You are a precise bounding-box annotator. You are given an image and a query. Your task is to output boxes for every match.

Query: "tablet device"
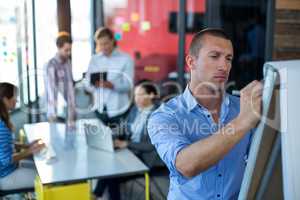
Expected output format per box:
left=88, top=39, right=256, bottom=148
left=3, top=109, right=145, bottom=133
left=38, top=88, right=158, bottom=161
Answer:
left=90, top=72, right=107, bottom=86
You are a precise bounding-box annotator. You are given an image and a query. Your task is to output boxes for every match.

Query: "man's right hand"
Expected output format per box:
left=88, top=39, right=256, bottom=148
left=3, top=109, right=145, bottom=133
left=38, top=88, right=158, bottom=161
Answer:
left=238, top=80, right=263, bottom=131
left=95, top=81, right=114, bottom=89
left=13, top=140, right=46, bottom=163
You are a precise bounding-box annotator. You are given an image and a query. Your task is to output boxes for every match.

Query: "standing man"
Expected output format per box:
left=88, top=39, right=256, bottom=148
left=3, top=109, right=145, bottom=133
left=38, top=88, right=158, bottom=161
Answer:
left=44, top=32, right=76, bottom=125
left=148, top=28, right=263, bottom=199
left=85, top=27, right=134, bottom=125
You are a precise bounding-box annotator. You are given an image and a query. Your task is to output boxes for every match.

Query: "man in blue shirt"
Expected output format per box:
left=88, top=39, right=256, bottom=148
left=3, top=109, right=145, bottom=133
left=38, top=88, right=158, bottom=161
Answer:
left=147, top=28, right=263, bottom=199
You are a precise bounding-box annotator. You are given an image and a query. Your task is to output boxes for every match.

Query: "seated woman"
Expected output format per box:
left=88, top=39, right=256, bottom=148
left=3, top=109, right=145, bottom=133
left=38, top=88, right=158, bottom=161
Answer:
left=0, top=82, right=45, bottom=191
left=114, top=80, right=163, bottom=168
left=94, top=80, right=164, bottom=200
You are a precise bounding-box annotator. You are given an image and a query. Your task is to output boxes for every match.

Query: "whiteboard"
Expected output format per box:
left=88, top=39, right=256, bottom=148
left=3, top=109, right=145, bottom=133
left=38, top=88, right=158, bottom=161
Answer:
left=238, top=63, right=283, bottom=200
left=239, top=60, right=300, bottom=200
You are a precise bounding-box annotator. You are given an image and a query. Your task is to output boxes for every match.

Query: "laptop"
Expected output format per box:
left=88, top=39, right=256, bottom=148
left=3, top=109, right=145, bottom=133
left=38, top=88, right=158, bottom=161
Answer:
left=80, top=119, right=115, bottom=153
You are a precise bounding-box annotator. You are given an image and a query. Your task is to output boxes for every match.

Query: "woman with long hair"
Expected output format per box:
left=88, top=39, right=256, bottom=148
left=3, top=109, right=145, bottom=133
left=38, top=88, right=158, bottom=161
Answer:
left=0, top=82, right=45, bottom=190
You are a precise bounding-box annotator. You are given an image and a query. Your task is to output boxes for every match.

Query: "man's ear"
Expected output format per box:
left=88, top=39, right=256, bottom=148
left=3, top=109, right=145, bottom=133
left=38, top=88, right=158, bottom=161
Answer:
left=186, top=54, right=196, bottom=70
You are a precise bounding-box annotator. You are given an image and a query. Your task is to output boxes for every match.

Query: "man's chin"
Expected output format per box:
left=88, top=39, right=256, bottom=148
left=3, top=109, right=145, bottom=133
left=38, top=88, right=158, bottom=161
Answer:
left=211, top=81, right=227, bottom=92
left=60, top=55, right=69, bottom=61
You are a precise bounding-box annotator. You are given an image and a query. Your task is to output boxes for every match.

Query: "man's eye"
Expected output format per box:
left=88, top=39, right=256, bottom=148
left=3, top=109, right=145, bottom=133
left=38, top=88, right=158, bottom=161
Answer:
left=210, top=55, right=218, bottom=58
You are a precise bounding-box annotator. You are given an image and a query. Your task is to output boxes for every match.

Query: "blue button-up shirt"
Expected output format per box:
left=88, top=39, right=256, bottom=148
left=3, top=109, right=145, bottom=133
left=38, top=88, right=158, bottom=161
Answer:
left=147, top=87, right=252, bottom=200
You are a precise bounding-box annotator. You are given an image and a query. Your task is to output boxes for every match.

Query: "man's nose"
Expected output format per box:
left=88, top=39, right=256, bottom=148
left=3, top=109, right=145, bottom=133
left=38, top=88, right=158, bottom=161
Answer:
left=217, top=63, right=226, bottom=72
left=217, top=58, right=230, bottom=71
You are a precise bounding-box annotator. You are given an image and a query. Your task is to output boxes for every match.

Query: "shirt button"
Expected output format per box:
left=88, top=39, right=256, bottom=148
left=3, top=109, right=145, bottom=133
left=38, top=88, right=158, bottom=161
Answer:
left=218, top=174, right=222, bottom=177
left=207, top=115, right=210, bottom=118
left=212, top=126, right=218, bottom=132
left=217, top=194, right=221, bottom=198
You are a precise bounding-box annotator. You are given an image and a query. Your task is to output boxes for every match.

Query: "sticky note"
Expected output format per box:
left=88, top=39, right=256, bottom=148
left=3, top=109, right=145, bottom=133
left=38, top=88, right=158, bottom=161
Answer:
left=115, top=17, right=125, bottom=25
left=115, top=32, right=122, bottom=41
left=141, top=21, right=151, bottom=31
left=131, top=13, right=139, bottom=22
left=122, top=22, right=130, bottom=32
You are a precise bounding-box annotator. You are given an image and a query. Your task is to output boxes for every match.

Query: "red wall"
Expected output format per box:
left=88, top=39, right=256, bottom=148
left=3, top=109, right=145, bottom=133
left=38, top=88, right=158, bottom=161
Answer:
left=107, top=0, right=205, bottom=82
left=108, top=0, right=205, bottom=58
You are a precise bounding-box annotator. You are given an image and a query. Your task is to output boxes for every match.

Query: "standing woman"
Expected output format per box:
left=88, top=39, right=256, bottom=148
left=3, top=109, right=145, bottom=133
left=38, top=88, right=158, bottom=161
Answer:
left=0, top=82, right=45, bottom=190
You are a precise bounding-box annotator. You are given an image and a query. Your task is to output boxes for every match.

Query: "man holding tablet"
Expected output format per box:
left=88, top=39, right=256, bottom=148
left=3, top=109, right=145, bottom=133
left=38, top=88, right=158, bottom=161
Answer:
left=85, top=27, right=134, bottom=125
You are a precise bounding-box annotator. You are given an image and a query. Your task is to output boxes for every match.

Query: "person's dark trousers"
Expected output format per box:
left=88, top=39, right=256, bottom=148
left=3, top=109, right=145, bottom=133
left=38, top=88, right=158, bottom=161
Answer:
left=94, top=111, right=124, bottom=200
left=94, top=178, right=121, bottom=200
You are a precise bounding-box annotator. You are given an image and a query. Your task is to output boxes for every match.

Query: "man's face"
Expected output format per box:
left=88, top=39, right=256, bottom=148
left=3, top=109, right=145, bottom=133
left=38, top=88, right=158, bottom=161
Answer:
left=96, top=36, right=115, bottom=56
left=58, top=43, right=72, bottom=60
left=187, top=34, right=233, bottom=90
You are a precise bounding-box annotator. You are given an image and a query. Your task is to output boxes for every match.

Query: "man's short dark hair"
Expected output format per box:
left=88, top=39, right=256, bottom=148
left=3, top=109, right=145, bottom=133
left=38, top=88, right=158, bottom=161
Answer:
left=56, top=35, right=72, bottom=48
left=189, top=28, right=232, bottom=57
left=94, top=27, right=117, bottom=47
left=94, top=27, right=114, bottom=40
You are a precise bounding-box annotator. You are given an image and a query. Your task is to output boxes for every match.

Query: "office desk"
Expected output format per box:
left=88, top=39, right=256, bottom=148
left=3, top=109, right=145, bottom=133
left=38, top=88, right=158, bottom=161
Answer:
left=24, top=122, right=149, bottom=199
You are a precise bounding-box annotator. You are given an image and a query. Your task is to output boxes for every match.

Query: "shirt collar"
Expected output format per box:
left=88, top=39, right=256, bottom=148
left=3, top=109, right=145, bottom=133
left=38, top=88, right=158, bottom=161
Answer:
left=138, top=104, right=154, bottom=113
left=183, top=85, right=230, bottom=112
left=98, top=48, right=118, bottom=57
left=54, top=53, right=67, bottom=64
left=183, top=86, right=199, bottom=112
left=111, top=48, right=118, bottom=56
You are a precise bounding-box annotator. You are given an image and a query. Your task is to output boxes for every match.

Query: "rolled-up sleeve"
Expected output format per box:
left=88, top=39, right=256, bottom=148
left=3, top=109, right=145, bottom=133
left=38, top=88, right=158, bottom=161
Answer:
left=147, top=110, right=191, bottom=183
left=84, top=57, right=96, bottom=93
left=45, top=63, right=57, bottom=118
left=66, top=63, right=76, bottom=121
